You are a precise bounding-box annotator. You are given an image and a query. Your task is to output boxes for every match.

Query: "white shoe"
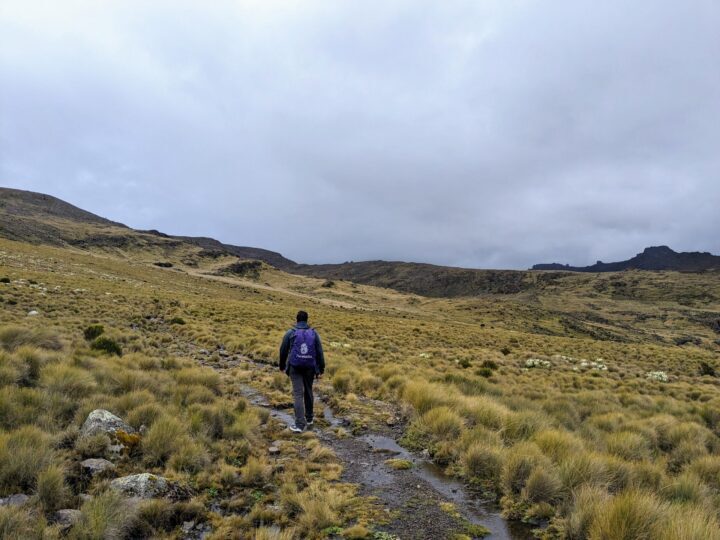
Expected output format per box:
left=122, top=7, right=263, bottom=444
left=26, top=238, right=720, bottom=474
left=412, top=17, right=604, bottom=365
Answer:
left=289, top=424, right=304, bottom=433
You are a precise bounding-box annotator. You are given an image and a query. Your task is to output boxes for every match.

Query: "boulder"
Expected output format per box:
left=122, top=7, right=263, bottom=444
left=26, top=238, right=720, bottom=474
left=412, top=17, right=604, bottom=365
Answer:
left=80, top=410, right=135, bottom=438
left=52, top=509, right=82, bottom=533
left=268, top=446, right=280, bottom=456
left=110, top=473, right=191, bottom=500
left=0, top=494, right=29, bottom=507
left=80, top=458, right=116, bottom=478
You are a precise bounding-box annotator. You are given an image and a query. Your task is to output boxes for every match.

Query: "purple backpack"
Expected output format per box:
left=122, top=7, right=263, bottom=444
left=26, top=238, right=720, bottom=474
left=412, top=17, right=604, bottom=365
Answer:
left=289, top=328, right=317, bottom=368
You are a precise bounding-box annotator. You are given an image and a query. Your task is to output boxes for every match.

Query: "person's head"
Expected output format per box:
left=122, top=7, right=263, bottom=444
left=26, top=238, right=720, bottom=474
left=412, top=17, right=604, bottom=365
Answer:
left=296, top=310, right=309, bottom=323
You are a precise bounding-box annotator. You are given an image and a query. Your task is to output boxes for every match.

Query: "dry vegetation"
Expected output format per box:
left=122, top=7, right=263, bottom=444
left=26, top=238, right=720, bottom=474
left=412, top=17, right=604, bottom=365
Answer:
left=1, top=236, right=719, bottom=539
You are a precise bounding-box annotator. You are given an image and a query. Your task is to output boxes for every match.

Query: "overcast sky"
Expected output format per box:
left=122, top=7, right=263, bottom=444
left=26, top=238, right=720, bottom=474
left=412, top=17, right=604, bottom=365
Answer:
left=1, top=0, right=718, bottom=269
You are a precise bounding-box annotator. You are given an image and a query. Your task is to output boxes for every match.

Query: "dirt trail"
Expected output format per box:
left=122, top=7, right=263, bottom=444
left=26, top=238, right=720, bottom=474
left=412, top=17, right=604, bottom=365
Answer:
left=202, top=355, right=533, bottom=540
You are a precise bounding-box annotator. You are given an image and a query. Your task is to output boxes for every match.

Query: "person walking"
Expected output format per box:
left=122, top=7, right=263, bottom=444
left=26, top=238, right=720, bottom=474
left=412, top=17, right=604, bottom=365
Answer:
left=279, top=310, right=325, bottom=433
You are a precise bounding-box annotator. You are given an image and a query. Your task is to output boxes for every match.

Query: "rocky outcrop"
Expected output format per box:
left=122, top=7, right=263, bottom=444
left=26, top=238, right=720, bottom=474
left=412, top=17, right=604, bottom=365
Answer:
left=110, top=473, right=191, bottom=500
left=80, top=458, right=116, bottom=478
left=52, top=509, right=82, bottom=533
left=80, top=409, right=135, bottom=437
left=0, top=494, right=29, bottom=507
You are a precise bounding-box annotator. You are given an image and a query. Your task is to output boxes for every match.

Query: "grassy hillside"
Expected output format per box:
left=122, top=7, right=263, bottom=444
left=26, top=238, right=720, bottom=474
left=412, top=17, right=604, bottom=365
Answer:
left=1, top=236, right=720, bottom=538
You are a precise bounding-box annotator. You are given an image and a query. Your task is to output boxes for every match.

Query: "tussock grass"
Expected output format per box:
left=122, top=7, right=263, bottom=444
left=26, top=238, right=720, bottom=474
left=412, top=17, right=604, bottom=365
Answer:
left=588, top=490, right=666, bottom=540
left=0, top=426, right=54, bottom=494
left=2, top=237, right=720, bottom=536
left=462, top=442, right=503, bottom=490
left=0, top=505, right=44, bottom=539
left=141, top=415, right=187, bottom=466
left=41, top=363, right=97, bottom=399
left=35, top=464, right=69, bottom=513
left=0, top=326, right=62, bottom=352
left=68, top=490, right=137, bottom=540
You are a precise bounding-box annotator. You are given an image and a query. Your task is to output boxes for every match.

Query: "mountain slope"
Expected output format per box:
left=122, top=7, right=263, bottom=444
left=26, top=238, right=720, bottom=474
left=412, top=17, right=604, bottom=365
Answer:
left=533, top=246, right=720, bottom=272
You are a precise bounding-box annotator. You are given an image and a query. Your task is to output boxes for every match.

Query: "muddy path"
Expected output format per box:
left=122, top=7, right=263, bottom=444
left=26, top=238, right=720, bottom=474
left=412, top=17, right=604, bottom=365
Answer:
left=197, top=353, right=534, bottom=540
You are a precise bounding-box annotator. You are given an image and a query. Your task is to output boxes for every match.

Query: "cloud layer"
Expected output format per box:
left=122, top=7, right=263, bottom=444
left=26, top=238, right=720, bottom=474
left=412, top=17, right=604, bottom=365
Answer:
left=1, top=0, right=718, bottom=268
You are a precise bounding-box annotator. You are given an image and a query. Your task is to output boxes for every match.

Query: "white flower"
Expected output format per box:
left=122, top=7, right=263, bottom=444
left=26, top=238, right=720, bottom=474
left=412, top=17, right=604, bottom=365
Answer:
left=525, top=358, right=551, bottom=369
left=645, top=371, right=668, bottom=382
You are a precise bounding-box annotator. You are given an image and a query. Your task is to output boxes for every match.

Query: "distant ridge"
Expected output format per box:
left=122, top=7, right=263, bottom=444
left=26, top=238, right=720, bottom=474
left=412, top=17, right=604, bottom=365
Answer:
left=533, top=246, right=720, bottom=273
left=2, top=186, right=718, bottom=298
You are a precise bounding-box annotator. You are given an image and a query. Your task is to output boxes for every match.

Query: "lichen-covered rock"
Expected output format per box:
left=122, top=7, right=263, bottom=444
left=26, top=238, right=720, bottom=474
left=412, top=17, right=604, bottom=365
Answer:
left=52, top=509, right=82, bottom=533
left=80, top=409, right=135, bottom=437
left=80, top=458, right=116, bottom=478
left=0, top=494, right=29, bottom=507
left=110, top=473, right=191, bottom=500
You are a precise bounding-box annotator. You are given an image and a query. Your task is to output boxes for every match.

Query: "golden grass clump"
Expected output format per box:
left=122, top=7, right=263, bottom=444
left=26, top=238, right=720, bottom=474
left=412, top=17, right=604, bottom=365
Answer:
left=402, top=380, right=449, bottom=414
left=462, top=441, right=503, bottom=490
left=68, top=490, right=137, bottom=540
left=0, top=326, right=62, bottom=352
left=0, top=425, right=54, bottom=494
left=588, top=490, right=666, bottom=540
left=40, top=363, right=97, bottom=399
left=141, top=415, right=188, bottom=466
left=421, top=406, right=464, bottom=440
left=0, top=505, right=45, bottom=539
left=501, top=442, right=549, bottom=497
left=35, top=464, right=69, bottom=513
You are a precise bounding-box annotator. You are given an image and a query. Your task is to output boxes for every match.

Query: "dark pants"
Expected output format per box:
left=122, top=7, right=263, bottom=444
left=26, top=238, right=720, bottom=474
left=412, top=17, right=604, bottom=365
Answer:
left=288, top=365, right=315, bottom=429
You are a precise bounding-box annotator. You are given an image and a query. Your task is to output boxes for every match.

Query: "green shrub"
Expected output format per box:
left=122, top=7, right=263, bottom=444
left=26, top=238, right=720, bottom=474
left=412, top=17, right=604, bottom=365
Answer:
left=476, top=367, right=493, bottom=377
left=90, top=337, right=122, bottom=356
left=83, top=325, right=105, bottom=341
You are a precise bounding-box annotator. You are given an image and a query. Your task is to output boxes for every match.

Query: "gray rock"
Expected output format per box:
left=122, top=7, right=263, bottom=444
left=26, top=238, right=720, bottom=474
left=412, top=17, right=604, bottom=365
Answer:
left=80, top=410, right=135, bottom=437
left=52, top=509, right=82, bottom=532
left=80, top=458, right=116, bottom=478
left=0, top=494, right=29, bottom=507
left=268, top=446, right=280, bottom=455
left=110, top=473, right=191, bottom=500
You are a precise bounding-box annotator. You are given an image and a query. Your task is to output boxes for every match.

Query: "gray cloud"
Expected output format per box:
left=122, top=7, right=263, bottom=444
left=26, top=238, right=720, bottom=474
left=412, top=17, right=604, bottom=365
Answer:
left=1, top=0, right=718, bottom=269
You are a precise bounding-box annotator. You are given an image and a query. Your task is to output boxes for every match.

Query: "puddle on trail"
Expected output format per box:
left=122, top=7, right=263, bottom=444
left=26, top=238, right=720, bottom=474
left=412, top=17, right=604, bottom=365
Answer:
left=359, top=435, right=533, bottom=540
left=240, top=385, right=532, bottom=540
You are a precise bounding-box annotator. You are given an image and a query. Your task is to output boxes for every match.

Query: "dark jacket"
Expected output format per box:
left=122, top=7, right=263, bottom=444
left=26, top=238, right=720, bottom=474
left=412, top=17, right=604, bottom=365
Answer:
left=279, top=321, right=325, bottom=374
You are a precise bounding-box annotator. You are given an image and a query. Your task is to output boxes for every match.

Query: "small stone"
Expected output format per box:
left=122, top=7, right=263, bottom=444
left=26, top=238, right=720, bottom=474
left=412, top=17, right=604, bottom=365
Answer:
left=27, top=310, right=39, bottom=316
left=0, top=494, right=29, bottom=507
left=79, top=493, right=93, bottom=503
left=110, top=473, right=191, bottom=500
left=268, top=446, right=280, bottom=455
left=80, top=458, right=116, bottom=478
left=52, top=509, right=82, bottom=532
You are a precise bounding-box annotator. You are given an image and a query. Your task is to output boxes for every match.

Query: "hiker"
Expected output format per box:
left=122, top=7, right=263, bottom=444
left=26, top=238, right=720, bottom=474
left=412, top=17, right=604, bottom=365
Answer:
left=279, top=310, right=325, bottom=432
